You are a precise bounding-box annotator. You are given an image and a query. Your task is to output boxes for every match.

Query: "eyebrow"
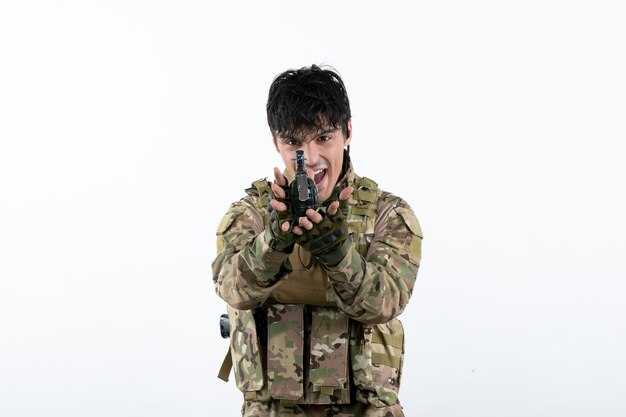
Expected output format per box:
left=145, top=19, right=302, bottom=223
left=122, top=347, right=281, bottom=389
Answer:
left=316, top=128, right=339, bottom=136
left=283, top=128, right=339, bottom=142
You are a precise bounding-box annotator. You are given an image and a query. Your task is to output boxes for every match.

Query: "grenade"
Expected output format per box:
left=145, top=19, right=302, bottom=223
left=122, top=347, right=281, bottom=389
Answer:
left=290, top=150, right=319, bottom=218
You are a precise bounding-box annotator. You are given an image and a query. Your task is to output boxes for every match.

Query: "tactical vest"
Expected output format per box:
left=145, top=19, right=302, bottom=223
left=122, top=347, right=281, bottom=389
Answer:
left=219, top=176, right=406, bottom=408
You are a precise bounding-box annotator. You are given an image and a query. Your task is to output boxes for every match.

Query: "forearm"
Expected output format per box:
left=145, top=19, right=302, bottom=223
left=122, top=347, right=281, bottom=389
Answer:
left=213, top=227, right=292, bottom=309
left=324, top=244, right=418, bottom=324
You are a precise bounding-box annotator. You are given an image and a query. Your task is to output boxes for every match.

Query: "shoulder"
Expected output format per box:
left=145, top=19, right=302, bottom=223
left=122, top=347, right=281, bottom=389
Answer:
left=353, top=175, right=412, bottom=211
left=376, top=190, right=423, bottom=239
left=378, top=190, right=410, bottom=209
left=217, top=178, right=271, bottom=235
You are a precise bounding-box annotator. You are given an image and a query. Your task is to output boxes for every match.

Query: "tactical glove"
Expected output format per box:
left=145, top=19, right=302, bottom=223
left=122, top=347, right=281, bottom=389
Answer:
left=267, top=183, right=297, bottom=253
left=298, top=196, right=351, bottom=265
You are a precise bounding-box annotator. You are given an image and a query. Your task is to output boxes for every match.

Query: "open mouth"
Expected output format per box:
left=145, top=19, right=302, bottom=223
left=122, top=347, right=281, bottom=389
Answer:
left=313, top=169, right=327, bottom=187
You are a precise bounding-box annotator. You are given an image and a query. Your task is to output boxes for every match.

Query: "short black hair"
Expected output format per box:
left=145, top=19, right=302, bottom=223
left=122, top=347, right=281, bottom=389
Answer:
left=266, top=64, right=351, bottom=139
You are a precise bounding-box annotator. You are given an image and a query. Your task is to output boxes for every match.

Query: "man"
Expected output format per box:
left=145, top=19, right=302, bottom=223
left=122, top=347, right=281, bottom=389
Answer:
left=212, top=65, right=422, bottom=417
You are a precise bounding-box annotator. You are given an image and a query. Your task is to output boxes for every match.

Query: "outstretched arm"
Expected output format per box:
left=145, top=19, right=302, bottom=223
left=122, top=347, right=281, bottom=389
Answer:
left=298, top=191, right=422, bottom=324
left=212, top=170, right=297, bottom=310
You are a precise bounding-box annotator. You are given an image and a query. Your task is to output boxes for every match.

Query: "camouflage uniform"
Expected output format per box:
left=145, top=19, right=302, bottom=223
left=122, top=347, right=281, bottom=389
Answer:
left=212, top=162, right=422, bottom=417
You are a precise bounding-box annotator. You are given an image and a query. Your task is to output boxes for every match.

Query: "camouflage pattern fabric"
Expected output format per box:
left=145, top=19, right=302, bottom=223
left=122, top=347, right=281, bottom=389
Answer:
left=213, top=203, right=293, bottom=310
left=308, top=307, right=349, bottom=398
left=350, top=319, right=405, bottom=407
left=213, top=162, right=422, bottom=320
left=271, top=249, right=334, bottom=306
left=212, top=161, right=422, bottom=415
left=267, top=304, right=305, bottom=400
left=227, top=305, right=265, bottom=394
left=241, top=400, right=404, bottom=417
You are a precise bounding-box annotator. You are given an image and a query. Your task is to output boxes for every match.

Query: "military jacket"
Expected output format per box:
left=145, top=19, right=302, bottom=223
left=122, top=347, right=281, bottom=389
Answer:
left=212, top=163, right=422, bottom=408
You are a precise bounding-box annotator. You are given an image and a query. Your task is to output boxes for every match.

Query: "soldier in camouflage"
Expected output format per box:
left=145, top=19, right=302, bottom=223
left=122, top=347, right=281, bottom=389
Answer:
left=212, top=65, right=422, bottom=417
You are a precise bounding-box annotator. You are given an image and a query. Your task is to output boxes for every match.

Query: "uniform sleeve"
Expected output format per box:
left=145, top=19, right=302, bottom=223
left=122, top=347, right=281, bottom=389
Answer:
left=211, top=198, right=292, bottom=310
left=323, top=197, right=422, bottom=324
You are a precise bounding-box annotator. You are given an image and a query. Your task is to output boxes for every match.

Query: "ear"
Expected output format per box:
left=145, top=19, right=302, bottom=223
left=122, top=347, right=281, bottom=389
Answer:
left=344, top=120, right=352, bottom=146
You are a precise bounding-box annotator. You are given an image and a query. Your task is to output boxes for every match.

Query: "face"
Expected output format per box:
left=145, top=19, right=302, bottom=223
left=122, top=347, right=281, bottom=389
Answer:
left=274, top=121, right=351, bottom=203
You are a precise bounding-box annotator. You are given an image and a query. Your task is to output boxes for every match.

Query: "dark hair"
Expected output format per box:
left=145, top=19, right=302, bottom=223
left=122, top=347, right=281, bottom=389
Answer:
left=266, top=64, right=351, bottom=139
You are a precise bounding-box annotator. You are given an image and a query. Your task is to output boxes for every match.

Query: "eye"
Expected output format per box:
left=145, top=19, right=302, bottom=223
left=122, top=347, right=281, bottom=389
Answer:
left=317, top=135, right=332, bottom=143
left=282, top=138, right=302, bottom=147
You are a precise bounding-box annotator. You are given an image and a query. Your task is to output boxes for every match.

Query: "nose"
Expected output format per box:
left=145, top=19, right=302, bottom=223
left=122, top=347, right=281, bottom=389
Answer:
left=302, top=142, right=320, bottom=167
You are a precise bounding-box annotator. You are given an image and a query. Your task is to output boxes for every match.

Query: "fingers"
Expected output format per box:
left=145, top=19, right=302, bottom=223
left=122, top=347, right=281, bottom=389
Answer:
left=273, top=167, right=287, bottom=186
left=272, top=182, right=353, bottom=235
left=305, top=208, right=323, bottom=223
left=326, top=201, right=340, bottom=216
left=339, top=186, right=353, bottom=201
left=298, top=217, right=314, bottom=231
left=298, top=209, right=323, bottom=230
left=327, top=186, right=353, bottom=216
left=272, top=167, right=287, bottom=199
left=270, top=182, right=286, bottom=199
left=275, top=217, right=302, bottom=235
left=269, top=198, right=287, bottom=212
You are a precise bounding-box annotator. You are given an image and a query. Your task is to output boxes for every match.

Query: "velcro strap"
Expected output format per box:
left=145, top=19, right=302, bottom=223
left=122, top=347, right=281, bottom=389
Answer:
left=372, top=332, right=403, bottom=349
left=217, top=347, right=232, bottom=382
left=372, top=352, right=401, bottom=369
left=267, top=304, right=304, bottom=400
left=370, top=321, right=404, bottom=369
left=244, top=391, right=259, bottom=400
left=351, top=205, right=376, bottom=217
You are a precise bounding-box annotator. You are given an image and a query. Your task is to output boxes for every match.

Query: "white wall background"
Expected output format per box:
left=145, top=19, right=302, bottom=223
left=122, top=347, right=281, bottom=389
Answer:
left=1, top=1, right=625, bottom=416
